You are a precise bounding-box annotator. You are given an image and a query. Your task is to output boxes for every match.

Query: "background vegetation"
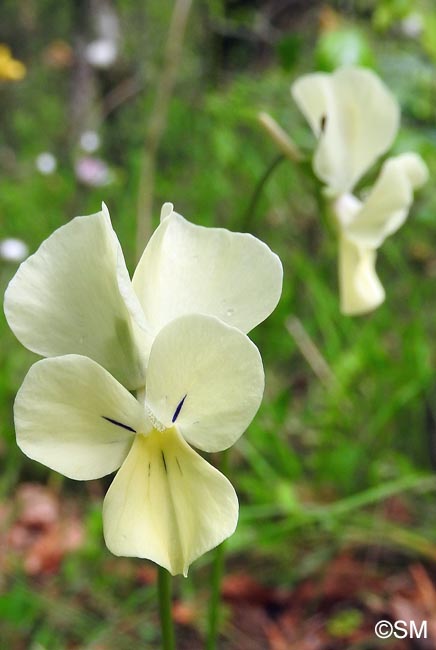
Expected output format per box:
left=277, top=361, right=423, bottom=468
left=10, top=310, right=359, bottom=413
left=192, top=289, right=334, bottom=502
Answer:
left=1, top=0, right=436, bottom=648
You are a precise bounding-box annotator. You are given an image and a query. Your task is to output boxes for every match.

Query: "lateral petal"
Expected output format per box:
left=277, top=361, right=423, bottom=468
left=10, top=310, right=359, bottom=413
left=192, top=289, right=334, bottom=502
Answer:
left=145, top=314, right=264, bottom=453
left=14, top=355, right=150, bottom=480
left=344, top=153, right=428, bottom=249
left=103, top=428, right=238, bottom=576
left=132, top=207, right=283, bottom=336
left=4, top=205, right=148, bottom=389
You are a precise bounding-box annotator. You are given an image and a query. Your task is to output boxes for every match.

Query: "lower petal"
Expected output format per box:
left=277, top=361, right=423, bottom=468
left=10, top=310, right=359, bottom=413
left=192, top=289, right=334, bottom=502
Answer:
left=103, top=427, right=238, bottom=576
left=339, top=236, right=385, bottom=316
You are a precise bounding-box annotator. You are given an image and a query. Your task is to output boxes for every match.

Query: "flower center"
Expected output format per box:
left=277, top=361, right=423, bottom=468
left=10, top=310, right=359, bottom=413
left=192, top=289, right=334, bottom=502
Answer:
left=101, top=393, right=188, bottom=438
left=144, top=404, right=166, bottom=432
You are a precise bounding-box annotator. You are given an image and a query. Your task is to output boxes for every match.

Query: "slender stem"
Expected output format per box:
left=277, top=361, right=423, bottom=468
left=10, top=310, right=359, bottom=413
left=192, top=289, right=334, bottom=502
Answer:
left=136, top=0, right=193, bottom=261
left=285, top=316, right=337, bottom=388
left=241, top=111, right=304, bottom=232
left=158, top=566, right=176, bottom=650
left=242, top=153, right=285, bottom=231
left=257, top=112, right=303, bottom=163
left=206, top=449, right=230, bottom=650
left=207, top=540, right=226, bottom=649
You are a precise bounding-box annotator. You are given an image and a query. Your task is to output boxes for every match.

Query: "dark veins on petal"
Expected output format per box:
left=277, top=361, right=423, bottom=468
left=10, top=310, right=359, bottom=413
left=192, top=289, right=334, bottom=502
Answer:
left=161, top=451, right=167, bottom=474
left=320, top=114, right=327, bottom=133
left=172, top=394, right=187, bottom=423
left=101, top=416, right=136, bottom=433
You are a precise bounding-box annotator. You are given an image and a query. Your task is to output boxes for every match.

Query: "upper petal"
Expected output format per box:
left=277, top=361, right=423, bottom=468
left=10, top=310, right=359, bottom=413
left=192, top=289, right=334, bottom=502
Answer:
left=145, top=314, right=265, bottom=453
left=291, top=66, right=400, bottom=194
left=344, top=153, right=428, bottom=249
left=132, top=207, right=283, bottom=336
left=338, top=235, right=385, bottom=316
left=14, top=355, right=150, bottom=480
left=103, top=427, right=238, bottom=576
left=4, top=205, right=149, bottom=389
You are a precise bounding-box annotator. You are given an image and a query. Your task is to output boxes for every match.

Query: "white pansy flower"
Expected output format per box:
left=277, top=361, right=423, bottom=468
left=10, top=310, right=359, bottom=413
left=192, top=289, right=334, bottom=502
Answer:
left=4, top=203, right=282, bottom=387
left=15, top=314, right=264, bottom=576
left=5, top=203, right=282, bottom=573
left=291, top=66, right=428, bottom=315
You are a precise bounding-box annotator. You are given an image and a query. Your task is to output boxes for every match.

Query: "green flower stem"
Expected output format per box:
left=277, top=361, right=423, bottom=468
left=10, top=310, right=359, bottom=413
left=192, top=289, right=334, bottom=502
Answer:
left=242, top=114, right=305, bottom=232
left=158, top=566, right=176, bottom=650
left=242, top=154, right=285, bottom=231
left=206, top=538, right=226, bottom=650
left=206, top=448, right=230, bottom=650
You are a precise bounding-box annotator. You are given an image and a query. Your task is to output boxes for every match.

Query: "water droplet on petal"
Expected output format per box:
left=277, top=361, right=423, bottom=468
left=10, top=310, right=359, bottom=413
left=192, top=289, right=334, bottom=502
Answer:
left=226, top=308, right=234, bottom=317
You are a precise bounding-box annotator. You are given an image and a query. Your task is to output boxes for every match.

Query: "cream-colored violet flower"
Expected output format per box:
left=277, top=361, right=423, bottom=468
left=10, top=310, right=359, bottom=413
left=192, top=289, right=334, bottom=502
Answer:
left=14, top=314, right=264, bottom=576
left=291, top=66, right=428, bottom=315
left=4, top=204, right=282, bottom=575
left=4, top=202, right=283, bottom=389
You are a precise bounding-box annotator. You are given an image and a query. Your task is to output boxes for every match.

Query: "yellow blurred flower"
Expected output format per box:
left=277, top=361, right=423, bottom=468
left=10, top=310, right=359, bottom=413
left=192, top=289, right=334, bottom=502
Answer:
left=0, top=45, right=26, bottom=81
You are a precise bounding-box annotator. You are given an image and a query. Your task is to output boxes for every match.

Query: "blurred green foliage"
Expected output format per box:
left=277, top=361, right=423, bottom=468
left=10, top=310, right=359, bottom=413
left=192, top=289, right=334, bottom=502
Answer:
left=1, top=0, right=436, bottom=648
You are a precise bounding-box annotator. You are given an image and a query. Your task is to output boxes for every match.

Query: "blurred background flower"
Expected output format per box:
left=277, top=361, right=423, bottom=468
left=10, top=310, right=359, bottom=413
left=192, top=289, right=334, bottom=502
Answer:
left=85, top=0, right=119, bottom=69
left=0, top=44, right=25, bottom=81
left=74, top=155, right=112, bottom=186
left=79, top=130, right=101, bottom=153
left=0, top=238, right=28, bottom=263
left=35, top=152, right=57, bottom=175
